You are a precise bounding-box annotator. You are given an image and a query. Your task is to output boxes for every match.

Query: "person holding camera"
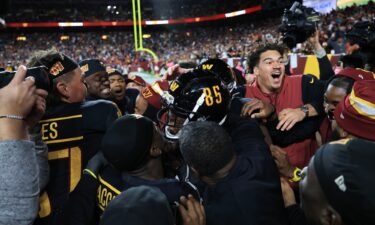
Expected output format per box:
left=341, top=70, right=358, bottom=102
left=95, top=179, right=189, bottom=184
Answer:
left=344, top=20, right=375, bottom=72
left=0, top=65, right=48, bottom=225
left=27, top=49, right=121, bottom=225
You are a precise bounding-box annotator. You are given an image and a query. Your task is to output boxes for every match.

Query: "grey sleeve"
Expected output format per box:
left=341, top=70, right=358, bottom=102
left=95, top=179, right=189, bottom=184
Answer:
left=30, top=132, right=50, bottom=190
left=0, top=140, right=39, bottom=225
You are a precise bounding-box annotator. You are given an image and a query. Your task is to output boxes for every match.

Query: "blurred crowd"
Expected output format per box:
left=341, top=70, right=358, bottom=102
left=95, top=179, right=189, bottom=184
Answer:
left=3, top=0, right=266, bottom=22
left=1, top=3, right=374, bottom=74
left=1, top=2, right=375, bottom=225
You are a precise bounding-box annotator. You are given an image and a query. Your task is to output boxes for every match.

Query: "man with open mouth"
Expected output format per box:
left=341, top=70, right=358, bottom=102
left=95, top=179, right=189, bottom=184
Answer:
left=108, top=68, right=140, bottom=115
left=79, top=59, right=112, bottom=101
left=244, top=43, right=329, bottom=178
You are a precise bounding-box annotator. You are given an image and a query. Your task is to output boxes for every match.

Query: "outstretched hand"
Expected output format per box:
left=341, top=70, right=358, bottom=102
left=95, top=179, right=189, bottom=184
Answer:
left=277, top=108, right=305, bottom=131
left=241, top=99, right=275, bottom=119
left=162, top=64, right=193, bottom=81
left=179, top=194, right=206, bottom=225
left=307, top=27, right=323, bottom=52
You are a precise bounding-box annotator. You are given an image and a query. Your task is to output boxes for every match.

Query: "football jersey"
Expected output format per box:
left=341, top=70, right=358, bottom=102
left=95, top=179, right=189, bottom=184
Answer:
left=35, top=100, right=121, bottom=225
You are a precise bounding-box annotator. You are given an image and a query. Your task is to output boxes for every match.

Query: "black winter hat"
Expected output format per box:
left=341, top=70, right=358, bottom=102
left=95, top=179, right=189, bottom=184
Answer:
left=101, top=114, right=154, bottom=171
left=100, top=186, right=174, bottom=225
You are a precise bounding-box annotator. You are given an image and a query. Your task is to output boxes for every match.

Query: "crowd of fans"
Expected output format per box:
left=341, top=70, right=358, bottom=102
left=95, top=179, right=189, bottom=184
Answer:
left=1, top=3, right=374, bottom=74
left=1, top=2, right=375, bottom=225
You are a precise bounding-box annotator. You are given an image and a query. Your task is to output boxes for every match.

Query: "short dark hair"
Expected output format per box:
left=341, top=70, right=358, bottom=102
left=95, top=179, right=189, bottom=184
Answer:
left=328, top=76, right=355, bottom=94
left=179, top=121, right=234, bottom=176
left=248, top=43, right=285, bottom=70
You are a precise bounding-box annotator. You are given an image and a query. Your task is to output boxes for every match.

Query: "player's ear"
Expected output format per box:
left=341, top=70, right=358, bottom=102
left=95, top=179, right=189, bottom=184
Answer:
left=56, top=81, right=69, bottom=99
left=150, top=145, right=162, bottom=157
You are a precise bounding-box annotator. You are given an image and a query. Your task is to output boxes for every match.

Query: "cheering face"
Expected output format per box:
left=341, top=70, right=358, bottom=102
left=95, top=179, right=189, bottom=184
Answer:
left=323, top=84, right=347, bottom=121
left=85, top=71, right=111, bottom=99
left=254, top=50, right=286, bottom=94
left=109, top=74, right=126, bottom=101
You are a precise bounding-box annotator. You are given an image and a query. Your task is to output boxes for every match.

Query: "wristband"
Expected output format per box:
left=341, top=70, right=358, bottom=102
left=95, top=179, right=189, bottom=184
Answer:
left=314, top=48, right=326, bottom=59
left=0, top=115, right=25, bottom=120
left=289, top=167, right=302, bottom=183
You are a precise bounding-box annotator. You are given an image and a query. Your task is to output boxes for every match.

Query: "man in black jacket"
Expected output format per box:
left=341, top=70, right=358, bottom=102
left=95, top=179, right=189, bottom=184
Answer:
left=63, top=114, right=200, bottom=225
left=179, top=121, right=288, bottom=225
left=27, top=50, right=121, bottom=225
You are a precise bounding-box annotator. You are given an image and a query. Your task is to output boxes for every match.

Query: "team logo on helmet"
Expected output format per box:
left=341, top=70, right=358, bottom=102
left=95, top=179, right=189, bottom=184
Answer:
left=201, top=64, right=214, bottom=70
left=170, top=81, right=180, bottom=92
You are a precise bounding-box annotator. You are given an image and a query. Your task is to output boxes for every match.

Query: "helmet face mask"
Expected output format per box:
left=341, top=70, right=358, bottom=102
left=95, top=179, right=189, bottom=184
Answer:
left=164, top=110, right=186, bottom=140
left=226, top=80, right=237, bottom=94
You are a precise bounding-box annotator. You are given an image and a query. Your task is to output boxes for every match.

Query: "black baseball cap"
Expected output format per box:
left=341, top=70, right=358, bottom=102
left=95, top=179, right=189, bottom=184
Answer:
left=99, top=186, right=174, bottom=225
left=101, top=114, right=154, bottom=171
left=79, top=59, right=106, bottom=77
left=314, top=138, right=375, bottom=225
left=107, top=68, right=123, bottom=77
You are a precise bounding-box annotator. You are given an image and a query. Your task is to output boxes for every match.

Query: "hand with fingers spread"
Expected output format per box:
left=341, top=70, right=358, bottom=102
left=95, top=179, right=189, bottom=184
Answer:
left=162, top=64, right=193, bottom=81
left=241, top=99, right=275, bottom=119
left=276, top=108, right=305, bottom=131
left=280, top=178, right=296, bottom=207
left=179, top=194, right=206, bottom=225
left=270, top=145, right=294, bottom=178
left=307, top=27, right=323, bottom=52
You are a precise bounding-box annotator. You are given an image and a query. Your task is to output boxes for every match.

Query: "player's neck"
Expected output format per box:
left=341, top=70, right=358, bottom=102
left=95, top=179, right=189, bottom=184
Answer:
left=202, top=155, right=236, bottom=187
left=129, top=158, right=164, bottom=181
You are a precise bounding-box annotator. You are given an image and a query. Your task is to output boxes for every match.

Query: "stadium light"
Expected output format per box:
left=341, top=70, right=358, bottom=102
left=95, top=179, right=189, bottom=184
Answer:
left=145, top=20, right=168, bottom=25
left=101, top=35, right=109, bottom=40
left=225, top=10, right=246, bottom=18
left=107, top=5, right=111, bottom=10
left=60, top=35, right=69, bottom=41
left=58, top=22, right=83, bottom=27
left=16, top=36, right=26, bottom=41
left=142, top=34, right=151, bottom=38
left=6, top=5, right=262, bottom=28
